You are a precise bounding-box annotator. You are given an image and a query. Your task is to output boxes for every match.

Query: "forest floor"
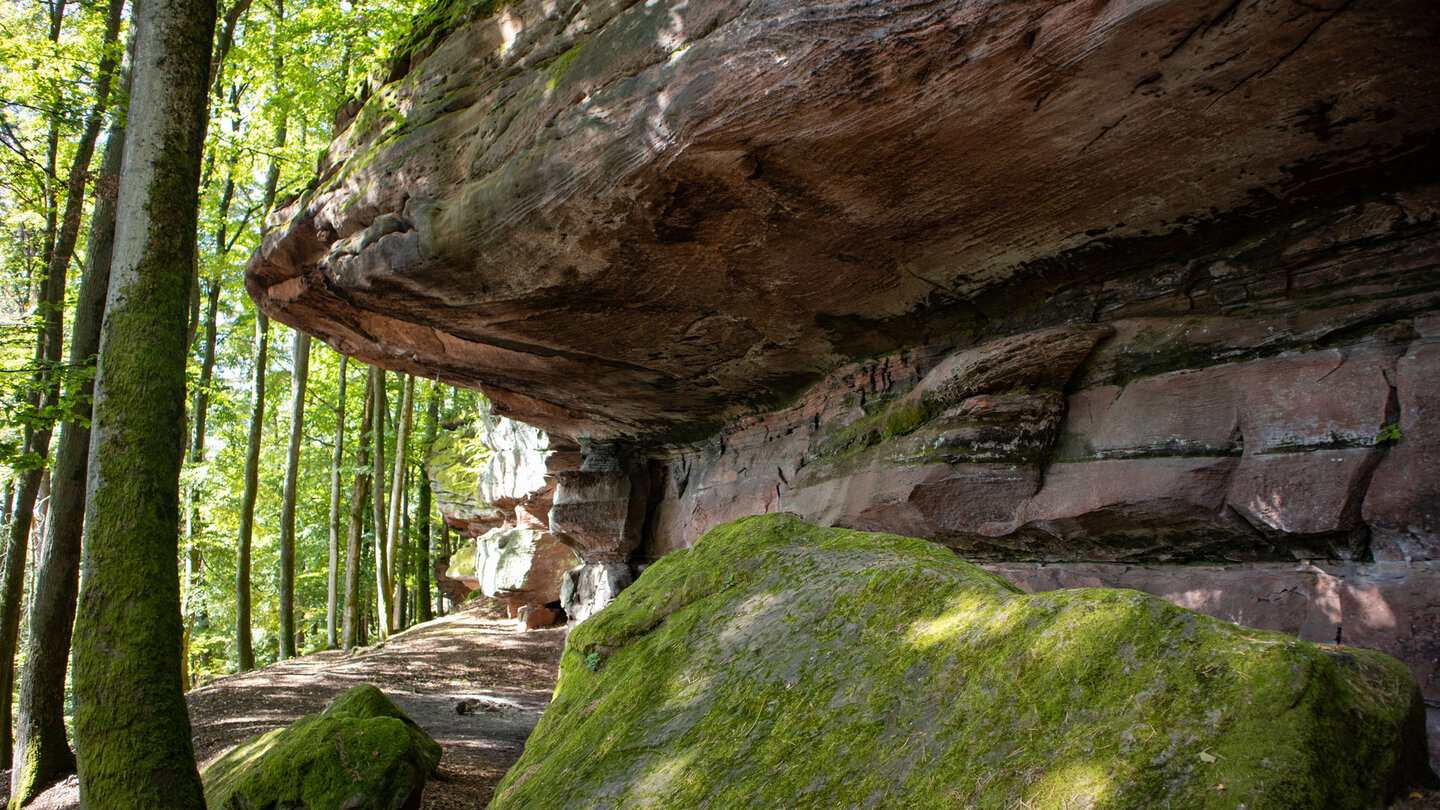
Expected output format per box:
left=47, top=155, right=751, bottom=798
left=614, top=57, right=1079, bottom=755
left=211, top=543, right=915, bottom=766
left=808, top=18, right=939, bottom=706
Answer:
left=22, top=598, right=566, bottom=809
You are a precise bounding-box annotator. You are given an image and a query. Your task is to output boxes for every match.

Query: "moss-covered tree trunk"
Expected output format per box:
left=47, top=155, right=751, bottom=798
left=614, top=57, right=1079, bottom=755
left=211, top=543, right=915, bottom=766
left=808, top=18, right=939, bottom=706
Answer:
left=70, top=0, right=216, bottom=804
left=278, top=330, right=309, bottom=659
left=370, top=366, right=390, bottom=640
left=342, top=374, right=374, bottom=649
left=386, top=373, right=413, bottom=633
left=235, top=311, right=269, bottom=672
left=327, top=355, right=348, bottom=649
left=416, top=382, right=439, bottom=623
left=9, top=35, right=129, bottom=806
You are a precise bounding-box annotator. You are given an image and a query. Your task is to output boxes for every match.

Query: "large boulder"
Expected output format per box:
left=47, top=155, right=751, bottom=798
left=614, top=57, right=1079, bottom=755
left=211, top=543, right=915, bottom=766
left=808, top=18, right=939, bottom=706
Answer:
left=201, top=685, right=442, bottom=810
left=491, top=515, right=1434, bottom=809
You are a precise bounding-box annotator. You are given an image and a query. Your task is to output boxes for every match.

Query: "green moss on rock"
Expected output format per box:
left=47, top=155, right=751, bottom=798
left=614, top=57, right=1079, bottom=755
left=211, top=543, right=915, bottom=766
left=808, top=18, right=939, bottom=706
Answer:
left=491, top=514, right=1433, bottom=810
left=201, top=684, right=442, bottom=810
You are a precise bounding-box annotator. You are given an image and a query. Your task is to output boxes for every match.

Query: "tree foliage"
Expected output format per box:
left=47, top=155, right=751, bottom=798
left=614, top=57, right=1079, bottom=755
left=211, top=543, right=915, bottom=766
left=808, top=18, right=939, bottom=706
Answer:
left=0, top=0, right=471, bottom=737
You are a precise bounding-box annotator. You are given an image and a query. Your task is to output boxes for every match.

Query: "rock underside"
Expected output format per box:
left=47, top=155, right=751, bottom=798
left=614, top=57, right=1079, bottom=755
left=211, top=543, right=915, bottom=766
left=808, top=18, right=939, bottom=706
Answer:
left=491, top=515, right=1433, bottom=809
left=248, top=0, right=1440, bottom=762
left=200, top=684, right=442, bottom=810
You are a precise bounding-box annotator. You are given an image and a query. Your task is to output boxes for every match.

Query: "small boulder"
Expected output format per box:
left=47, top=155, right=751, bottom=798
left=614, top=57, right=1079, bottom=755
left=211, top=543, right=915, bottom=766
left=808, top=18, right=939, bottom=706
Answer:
left=492, top=514, right=1435, bottom=809
left=202, top=684, right=442, bottom=810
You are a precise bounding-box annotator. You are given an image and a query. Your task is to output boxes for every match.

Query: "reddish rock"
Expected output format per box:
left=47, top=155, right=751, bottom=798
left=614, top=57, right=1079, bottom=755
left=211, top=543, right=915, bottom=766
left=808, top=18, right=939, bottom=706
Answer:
left=1226, top=449, right=1378, bottom=557
left=517, top=605, right=560, bottom=630
left=1364, top=322, right=1440, bottom=561
left=246, top=0, right=1440, bottom=439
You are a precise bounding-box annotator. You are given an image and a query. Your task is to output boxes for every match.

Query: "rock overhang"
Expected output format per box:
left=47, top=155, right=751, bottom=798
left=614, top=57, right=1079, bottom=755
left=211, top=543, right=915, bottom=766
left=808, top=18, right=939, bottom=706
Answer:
left=245, top=0, right=1440, bottom=443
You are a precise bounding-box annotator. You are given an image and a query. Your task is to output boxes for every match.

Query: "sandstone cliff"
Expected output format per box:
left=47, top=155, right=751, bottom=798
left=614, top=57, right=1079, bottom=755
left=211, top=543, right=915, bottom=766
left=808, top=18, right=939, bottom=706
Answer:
left=247, top=0, right=1440, bottom=763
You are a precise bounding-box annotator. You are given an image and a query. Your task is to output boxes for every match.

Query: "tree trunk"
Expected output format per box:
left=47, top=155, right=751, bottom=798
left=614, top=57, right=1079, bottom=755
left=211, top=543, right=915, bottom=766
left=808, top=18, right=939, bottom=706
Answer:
left=277, top=330, right=308, bottom=659
left=182, top=273, right=220, bottom=676
left=416, top=382, right=439, bottom=623
left=71, top=0, right=216, bottom=803
left=9, top=33, right=130, bottom=805
left=399, top=471, right=410, bottom=629
left=235, top=312, right=268, bottom=672
left=327, top=355, right=347, bottom=649
left=370, top=367, right=390, bottom=639
left=386, top=374, right=413, bottom=632
left=342, top=372, right=374, bottom=649
left=0, top=0, right=126, bottom=769
left=437, top=521, right=450, bottom=617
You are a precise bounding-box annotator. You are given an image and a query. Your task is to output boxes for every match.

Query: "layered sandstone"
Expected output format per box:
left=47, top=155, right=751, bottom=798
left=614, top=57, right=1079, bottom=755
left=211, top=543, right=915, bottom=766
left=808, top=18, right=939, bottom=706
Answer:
left=250, top=0, right=1440, bottom=761
left=427, top=416, right=579, bottom=614
left=247, top=0, right=1439, bottom=442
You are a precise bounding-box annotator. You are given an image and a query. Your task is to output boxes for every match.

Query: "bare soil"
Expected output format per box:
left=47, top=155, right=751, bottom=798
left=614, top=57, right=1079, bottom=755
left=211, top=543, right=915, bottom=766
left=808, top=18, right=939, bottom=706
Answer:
left=22, top=598, right=565, bottom=809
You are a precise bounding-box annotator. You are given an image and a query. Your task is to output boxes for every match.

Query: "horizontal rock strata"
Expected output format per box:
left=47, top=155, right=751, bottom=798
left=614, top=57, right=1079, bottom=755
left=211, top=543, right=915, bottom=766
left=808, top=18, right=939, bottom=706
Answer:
left=247, top=0, right=1440, bottom=442
left=251, top=0, right=1440, bottom=762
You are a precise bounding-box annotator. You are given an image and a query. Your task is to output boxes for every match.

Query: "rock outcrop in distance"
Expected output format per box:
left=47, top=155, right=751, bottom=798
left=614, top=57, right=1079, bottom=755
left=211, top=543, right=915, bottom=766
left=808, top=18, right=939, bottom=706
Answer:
left=491, top=515, right=1434, bottom=809
left=247, top=0, right=1440, bottom=760
left=428, top=415, right=579, bottom=622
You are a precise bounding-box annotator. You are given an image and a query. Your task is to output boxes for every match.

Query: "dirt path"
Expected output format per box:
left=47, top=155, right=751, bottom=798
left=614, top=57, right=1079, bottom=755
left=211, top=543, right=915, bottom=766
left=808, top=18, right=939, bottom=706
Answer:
left=24, top=600, right=566, bottom=809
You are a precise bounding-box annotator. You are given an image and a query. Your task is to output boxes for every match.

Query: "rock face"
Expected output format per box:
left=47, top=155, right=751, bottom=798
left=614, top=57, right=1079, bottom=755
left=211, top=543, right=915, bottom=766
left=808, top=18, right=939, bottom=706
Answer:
left=201, top=684, right=442, bottom=810
left=247, top=0, right=1440, bottom=442
left=251, top=0, right=1440, bottom=757
left=491, top=515, right=1433, bottom=809
left=427, top=416, right=578, bottom=614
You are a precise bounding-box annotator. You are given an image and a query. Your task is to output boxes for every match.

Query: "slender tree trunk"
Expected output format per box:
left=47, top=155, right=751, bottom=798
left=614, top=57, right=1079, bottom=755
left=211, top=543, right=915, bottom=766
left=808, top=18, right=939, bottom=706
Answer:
left=72, top=0, right=216, bottom=803
left=235, top=312, right=268, bottom=672
left=386, top=374, right=413, bottom=632
left=9, top=37, right=130, bottom=805
left=277, top=330, right=308, bottom=659
left=0, top=0, right=125, bottom=768
left=398, top=474, right=409, bottom=629
left=326, top=355, right=347, bottom=649
left=181, top=273, right=219, bottom=679
left=416, top=383, right=439, bottom=624
left=342, top=374, right=373, bottom=650
left=370, top=367, right=390, bottom=639
left=437, top=521, right=450, bottom=617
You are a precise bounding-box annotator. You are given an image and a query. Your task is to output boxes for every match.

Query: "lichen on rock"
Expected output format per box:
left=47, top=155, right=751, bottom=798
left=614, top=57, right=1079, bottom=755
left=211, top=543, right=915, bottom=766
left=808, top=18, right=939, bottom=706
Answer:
left=491, top=514, right=1434, bottom=809
left=201, top=684, right=443, bottom=810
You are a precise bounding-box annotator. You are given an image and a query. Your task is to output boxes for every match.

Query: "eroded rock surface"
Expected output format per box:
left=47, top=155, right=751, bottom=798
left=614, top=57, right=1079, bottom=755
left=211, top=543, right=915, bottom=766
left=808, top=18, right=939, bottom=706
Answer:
left=491, top=515, right=1433, bottom=809
left=247, top=0, right=1440, bottom=442
left=427, top=416, right=579, bottom=613
left=253, top=0, right=1440, bottom=757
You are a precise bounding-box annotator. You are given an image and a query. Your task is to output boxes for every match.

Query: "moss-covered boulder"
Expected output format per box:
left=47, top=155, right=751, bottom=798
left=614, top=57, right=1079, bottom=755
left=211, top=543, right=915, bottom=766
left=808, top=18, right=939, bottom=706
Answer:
left=491, top=514, right=1433, bottom=809
left=202, top=684, right=443, bottom=810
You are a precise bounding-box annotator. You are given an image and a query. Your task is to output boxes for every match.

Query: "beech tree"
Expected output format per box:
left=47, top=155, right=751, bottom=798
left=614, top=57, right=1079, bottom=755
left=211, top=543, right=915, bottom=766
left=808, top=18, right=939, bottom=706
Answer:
left=370, top=365, right=390, bottom=639
left=70, top=0, right=216, bottom=803
left=387, top=373, right=414, bottom=632
left=327, top=355, right=347, bottom=648
left=0, top=0, right=124, bottom=767
left=235, top=311, right=268, bottom=671
left=0, top=0, right=470, bottom=708
left=343, top=370, right=375, bottom=649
